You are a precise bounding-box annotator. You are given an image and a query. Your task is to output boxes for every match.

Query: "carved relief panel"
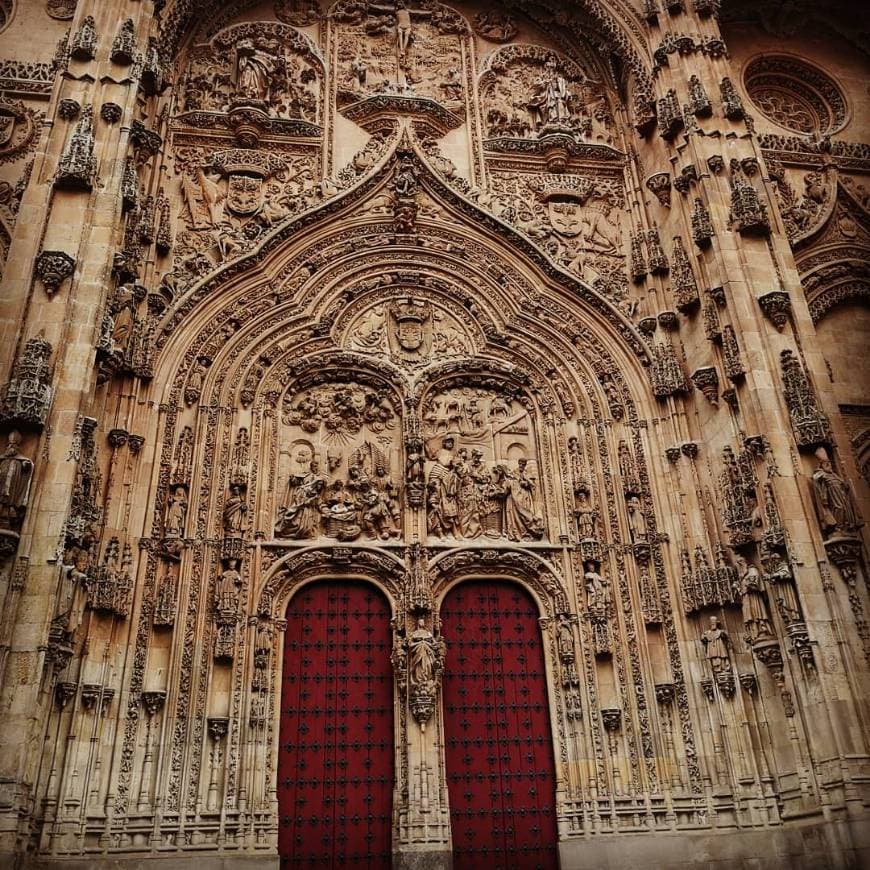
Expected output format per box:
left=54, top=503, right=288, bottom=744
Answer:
left=331, top=0, right=469, bottom=106
left=180, top=22, right=323, bottom=126
left=421, top=384, right=545, bottom=543
left=340, top=293, right=475, bottom=366
left=275, top=379, right=402, bottom=541
left=479, top=44, right=614, bottom=145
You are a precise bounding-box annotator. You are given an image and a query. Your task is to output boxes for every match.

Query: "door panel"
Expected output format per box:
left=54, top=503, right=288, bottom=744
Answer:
left=278, top=581, right=394, bottom=869
left=442, top=581, right=559, bottom=870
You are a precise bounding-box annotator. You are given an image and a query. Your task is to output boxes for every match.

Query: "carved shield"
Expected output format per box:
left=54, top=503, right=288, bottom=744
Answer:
left=226, top=174, right=263, bottom=216
left=547, top=198, right=584, bottom=237
left=397, top=319, right=424, bottom=351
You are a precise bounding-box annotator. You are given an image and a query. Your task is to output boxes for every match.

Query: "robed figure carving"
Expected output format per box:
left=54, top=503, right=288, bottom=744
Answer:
left=276, top=459, right=327, bottom=538
left=811, top=449, right=863, bottom=538
left=0, top=431, right=33, bottom=532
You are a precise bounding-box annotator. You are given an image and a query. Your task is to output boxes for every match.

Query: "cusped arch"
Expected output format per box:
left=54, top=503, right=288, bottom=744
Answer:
left=429, top=547, right=568, bottom=619
left=256, top=545, right=406, bottom=621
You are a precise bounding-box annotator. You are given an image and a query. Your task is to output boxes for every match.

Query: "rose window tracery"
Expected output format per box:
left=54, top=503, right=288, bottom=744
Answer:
left=744, top=55, right=847, bottom=136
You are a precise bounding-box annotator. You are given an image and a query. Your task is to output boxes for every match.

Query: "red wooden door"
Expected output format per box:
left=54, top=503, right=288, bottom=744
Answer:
left=278, top=581, right=394, bottom=869
left=442, top=581, right=559, bottom=870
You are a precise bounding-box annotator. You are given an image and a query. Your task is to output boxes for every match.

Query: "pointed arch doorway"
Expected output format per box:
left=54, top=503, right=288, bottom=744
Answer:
left=441, top=580, right=559, bottom=870
left=278, top=581, right=394, bottom=869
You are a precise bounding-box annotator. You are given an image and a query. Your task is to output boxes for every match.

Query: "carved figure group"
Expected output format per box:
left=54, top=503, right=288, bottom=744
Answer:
left=426, top=442, right=543, bottom=542
left=275, top=452, right=401, bottom=542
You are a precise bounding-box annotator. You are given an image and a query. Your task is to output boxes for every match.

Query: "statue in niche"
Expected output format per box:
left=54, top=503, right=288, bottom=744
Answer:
left=164, top=487, right=188, bottom=539
left=409, top=617, right=438, bottom=689
left=734, top=555, right=773, bottom=643
left=276, top=458, right=327, bottom=538
left=575, top=489, right=598, bottom=540
left=223, top=484, right=248, bottom=536
left=236, top=39, right=278, bottom=103
left=626, top=496, right=647, bottom=542
left=701, top=616, right=731, bottom=674
left=56, top=545, right=89, bottom=634
left=584, top=561, right=610, bottom=614
left=216, top=560, right=242, bottom=613
left=811, top=448, right=863, bottom=538
left=765, top=552, right=802, bottom=624
left=110, top=285, right=137, bottom=353
left=0, top=431, right=33, bottom=532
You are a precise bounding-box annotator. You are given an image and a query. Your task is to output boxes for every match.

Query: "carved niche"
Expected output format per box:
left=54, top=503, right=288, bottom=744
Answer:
left=479, top=44, right=614, bottom=145
left=275, top=378, right=402, bottom=542
left=421, top=383, right=545, bottom=543
left=180, top=22, right=323, bottom=129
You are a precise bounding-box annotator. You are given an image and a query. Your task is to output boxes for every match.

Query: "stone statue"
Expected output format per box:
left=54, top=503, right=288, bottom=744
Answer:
left=222, top=484, right=248, bottom=536
left=164, top=487, right=188, bottom=539
left=543, top=56, right=571, bottom=126
left=735, top=555, right=773, bottom=643
left=216, top=560, right=242, bottom=613
left=811, top=449, right=863, bottom=538
left=0, top=431, right=33, bottom=532
left=701, top=616, right=731, bottom=674
left=409, top=618, right=438, bottom=689
left=584, top=561, right=609, bottom=613
left=394, top=155, right=418, bottom=198
left=574, top=489, right=597, bottom=539
left=626, top=495, right=647, bottom=541
left=236, top=39, right=276, bottom=103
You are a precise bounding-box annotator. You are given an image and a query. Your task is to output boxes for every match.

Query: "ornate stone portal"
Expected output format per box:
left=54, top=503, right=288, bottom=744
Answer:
left=0, top=1, right=868, bottom=868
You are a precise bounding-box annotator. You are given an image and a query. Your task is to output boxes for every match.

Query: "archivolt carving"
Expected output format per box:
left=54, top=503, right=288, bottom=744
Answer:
left=429, top=548, right=565, bottom=619
left=256, top=546, right=404, bottom=618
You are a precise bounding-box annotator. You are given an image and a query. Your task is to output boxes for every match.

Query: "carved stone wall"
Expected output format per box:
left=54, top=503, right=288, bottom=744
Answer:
left=0, top=1, right=868, bottom=869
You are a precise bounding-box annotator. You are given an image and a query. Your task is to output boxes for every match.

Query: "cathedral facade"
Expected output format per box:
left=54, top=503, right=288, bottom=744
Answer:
left=0, top=0, right=868, bottom=867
